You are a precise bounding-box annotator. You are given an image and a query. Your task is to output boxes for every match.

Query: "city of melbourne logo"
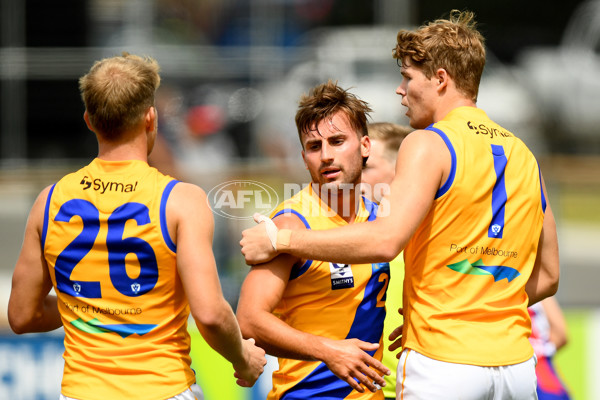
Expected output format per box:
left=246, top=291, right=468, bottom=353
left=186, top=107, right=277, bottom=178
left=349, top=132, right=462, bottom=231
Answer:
left=80, top=176, right=138, bottom=193
left=446, top=258, right=520, bottom=282
left=70, top=318, right=157, bottom=338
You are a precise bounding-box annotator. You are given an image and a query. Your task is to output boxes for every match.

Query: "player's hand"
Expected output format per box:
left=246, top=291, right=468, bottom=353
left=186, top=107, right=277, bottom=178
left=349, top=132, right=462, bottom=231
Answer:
left=388, top=308, right=404, bottom=359
left=319, top=337, right=390, bottom=393
left=233, top=338, right=267, bottom=387
left=240, top=213, right=279, bottom=265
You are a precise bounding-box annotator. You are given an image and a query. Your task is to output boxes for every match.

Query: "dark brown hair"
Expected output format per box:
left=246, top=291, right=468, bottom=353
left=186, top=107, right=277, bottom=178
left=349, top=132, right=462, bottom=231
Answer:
left=295, top=80, right=372, bottom=146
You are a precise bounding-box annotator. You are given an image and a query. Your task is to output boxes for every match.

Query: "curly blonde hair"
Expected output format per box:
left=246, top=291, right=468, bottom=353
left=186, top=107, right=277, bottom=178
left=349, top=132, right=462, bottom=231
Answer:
left=394, top=10, right=486, bottom=102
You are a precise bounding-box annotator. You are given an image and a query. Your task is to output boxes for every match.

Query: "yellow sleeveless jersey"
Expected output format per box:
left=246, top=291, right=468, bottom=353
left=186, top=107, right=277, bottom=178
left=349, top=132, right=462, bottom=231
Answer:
left=268, top=185, right=390, bottom=400
left=42, top=158, right=195, bottom=400
left=402, top=107, right=546, bottom=366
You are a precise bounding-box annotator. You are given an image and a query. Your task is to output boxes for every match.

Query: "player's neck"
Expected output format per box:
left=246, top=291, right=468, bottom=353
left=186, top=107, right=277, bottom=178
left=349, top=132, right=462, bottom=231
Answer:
left=313, top=184, right=361, bottom=223
left=433, top=96, right=477, bottom=123
left=96, top=131, right=149, bottom=162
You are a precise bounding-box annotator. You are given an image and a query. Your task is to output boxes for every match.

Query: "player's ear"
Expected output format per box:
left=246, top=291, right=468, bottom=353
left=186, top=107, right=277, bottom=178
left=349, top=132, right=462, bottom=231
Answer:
left=83, top=111, right=94, bottom=132
left=145, top=106, right=156, bottom=132
left=301, top=150, right=308, bottom=170
left=436, top=68, right=449, bottom=92
left=360, top=135, right=370, bottom=158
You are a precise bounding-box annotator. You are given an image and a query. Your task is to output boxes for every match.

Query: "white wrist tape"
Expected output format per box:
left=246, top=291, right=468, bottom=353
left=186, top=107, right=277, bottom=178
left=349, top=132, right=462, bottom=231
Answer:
left=254, top=213, right=279, bottom=251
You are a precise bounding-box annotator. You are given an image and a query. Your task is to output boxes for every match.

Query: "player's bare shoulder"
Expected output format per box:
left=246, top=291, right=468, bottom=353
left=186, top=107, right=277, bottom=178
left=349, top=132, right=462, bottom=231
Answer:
left=402, top=129, right=447, bottom=153
left=397, top=128, right=450, bottom=181
left=169, top=181, right=208, bottom=204
left=27, top=184, right=55, bottom=233
left=271, top=210, right=308, bottom=231
left=165, top=182, right=213, bottom=237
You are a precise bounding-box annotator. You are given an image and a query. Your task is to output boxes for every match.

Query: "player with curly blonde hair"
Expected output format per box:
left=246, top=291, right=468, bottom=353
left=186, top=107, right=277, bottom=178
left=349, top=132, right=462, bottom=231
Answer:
left=241, top=10, right=559, bottom=399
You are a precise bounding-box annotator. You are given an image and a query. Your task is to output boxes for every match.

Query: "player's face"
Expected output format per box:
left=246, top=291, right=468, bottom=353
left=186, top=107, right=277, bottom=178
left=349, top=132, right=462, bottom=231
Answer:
left=396, top=58, right=438, bottom=129
left=361, top=140, right=395, bottom=202
left=301, top=111, right=370, bottom=192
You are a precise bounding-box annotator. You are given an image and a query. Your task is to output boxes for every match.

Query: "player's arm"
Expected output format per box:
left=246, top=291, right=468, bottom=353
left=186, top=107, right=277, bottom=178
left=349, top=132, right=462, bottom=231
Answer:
left=237, top=213, right=390, bottom=393
left=241, top=130, right=446, bottom=265
left=8, top=186, right=62, bottom=334
left=542, top=297, right=568, bottom=350
left=525, top=175, right=559, bottom=305
left=168, top=182, right=265, bottom=387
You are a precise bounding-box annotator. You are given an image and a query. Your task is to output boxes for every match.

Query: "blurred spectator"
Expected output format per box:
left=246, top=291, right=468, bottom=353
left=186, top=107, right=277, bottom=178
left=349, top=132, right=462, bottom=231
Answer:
left=155, top=0, right=224, bottom=44
left=153, top=83, right=238, bottom=173
left=148, top=131, right=183, bottom=180
left=528, top=297, right=571, bottom=400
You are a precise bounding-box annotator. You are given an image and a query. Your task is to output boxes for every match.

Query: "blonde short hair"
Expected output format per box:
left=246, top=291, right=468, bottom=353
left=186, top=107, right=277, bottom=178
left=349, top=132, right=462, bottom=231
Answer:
left=79, top=52, right=161, bottom=140
left=367, top=122, right=412, bottom=162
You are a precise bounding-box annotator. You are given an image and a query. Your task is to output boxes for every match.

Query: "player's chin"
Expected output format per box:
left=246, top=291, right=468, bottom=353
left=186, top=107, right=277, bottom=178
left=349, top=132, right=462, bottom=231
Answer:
left=320, top=180, right=347, bottom=191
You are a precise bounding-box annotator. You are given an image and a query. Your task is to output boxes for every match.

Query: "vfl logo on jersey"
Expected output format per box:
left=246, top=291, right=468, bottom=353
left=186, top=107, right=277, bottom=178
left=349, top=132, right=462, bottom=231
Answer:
left=329, top=263, right=354, bottom=290
left=446, top=258, right=520, bottom=282
left=490, top=224, right=502, bottom=236
left=80, top=176, right=138, bottom=194
left=131, top=283, right=141, bottom=294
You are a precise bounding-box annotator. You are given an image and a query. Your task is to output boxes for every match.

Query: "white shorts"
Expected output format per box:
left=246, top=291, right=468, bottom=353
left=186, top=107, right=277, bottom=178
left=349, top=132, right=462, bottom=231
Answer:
left=397, top=349, right=538, bottom=400
left=59, top=384, right=204, bottom=400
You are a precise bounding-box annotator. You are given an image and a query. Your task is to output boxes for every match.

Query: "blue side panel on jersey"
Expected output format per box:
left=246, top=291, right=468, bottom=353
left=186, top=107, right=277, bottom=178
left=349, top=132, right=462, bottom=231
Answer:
left=282, top=262, right=389, bottom=399
left=273, top=209, right=313, bottom=280
left=347, top=262, right=388, bottom=344
left=537, top=163, right=547, bottom=213
left=426, top=126, right=457, bottom=199
left=280, top=365, right=355, bottom=400
left=160, top=180, right=179, bottom=252
left=362, top=196, right=379, bottom=221
left=41, top=184, right=56, bottom=248
left=490, top=144, right=507, bottom=239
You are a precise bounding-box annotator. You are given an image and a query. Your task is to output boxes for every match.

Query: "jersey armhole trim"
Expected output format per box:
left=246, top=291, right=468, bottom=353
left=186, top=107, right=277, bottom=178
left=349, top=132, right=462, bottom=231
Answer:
left=41, top=184, right=56, bottom=248
left=160, top=180, right=180, bottom=252
left=362, top=196, right=379, bottom=221
left=272, top=209, right=312, bottom=280
left=537, top=163, right=547, bottom=213
left=426, top=126, right=457, bottom=199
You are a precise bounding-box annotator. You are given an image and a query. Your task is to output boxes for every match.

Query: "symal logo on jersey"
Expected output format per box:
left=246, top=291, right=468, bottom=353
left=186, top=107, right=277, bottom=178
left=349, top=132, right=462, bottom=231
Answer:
left=80, top=176, right=138, bottom=194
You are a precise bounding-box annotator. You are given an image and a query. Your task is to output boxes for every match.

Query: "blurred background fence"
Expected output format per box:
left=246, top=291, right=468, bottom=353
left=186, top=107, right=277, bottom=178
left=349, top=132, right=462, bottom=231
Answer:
left=1, top=0, right=599, bottom=399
